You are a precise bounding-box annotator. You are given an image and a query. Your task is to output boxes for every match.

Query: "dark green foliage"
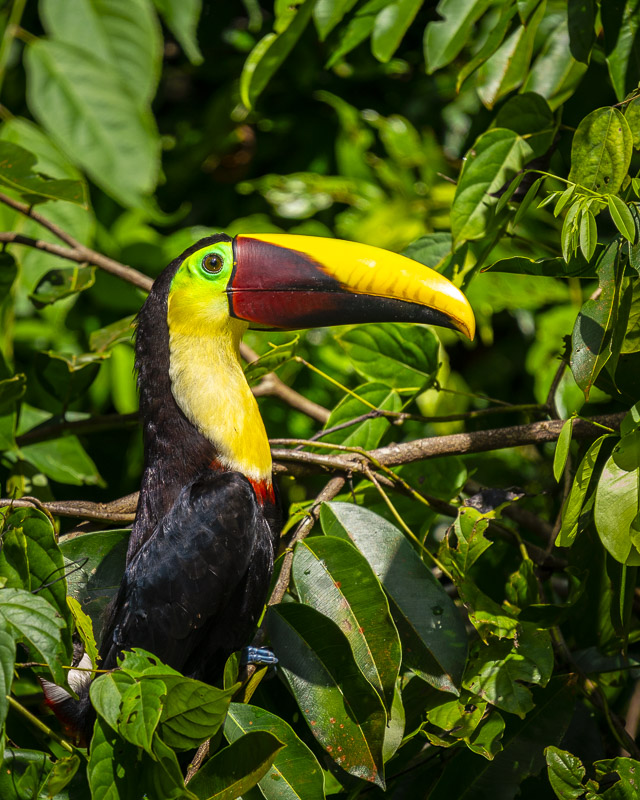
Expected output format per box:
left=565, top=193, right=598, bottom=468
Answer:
left=1, top=0, right=640, bottom=798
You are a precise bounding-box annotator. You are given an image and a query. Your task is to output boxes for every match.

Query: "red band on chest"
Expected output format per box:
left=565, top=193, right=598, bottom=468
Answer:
left=249, top=478, right=275, bottom=506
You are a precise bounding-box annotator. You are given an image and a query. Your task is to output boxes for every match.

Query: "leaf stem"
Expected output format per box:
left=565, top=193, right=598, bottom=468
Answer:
left=6, top=695, right=77, bottom=755
left=0, top=0, right=27, bottom=97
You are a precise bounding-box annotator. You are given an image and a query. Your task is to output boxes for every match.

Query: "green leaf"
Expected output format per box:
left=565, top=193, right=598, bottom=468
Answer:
left=89, top=314, right=136, bottom=352
left=626, top=96, right=640, bottom=150
left=60, top=528, right=130, bottom=640
left=39, top=0, right=162, bottom=108
left=152, top=0, right=203, bottom=64
left=35, top=350, right=106, bottom=405
left=87, top=717, right=151, bottom=800
left=321, top=502, right=468, bottom=694
left=41, top=753, right=81, bottom=797
left=224, top=703, right=325, bottom=800
left=545, top=746, right=587, bottom=799
left=0, top=587, right=67, bottom=685
left=336, top=323, right=439, bottom=391
left=594, top=434, right=640, bottom=565
left=293, top=536, right=401, bottom=711
left=370, top=0, right=423, bottom=62
left=570, top=241, right=621, bottom=398
left=29, top=266, right=96, bottom=308
left=21, top=435, right=104, bottom=486
left=482, top=253, right=595, bottom=278
left=159, top=677, right=236, bottom=750
left=602, top=0, right=640, bottom=101
left=567, top=0, right=596, bottom=63
left=189, top=731, right=286, bottom=800
left=557, top=435, right=612, bottom=547
left=0, top=140, right=87, bottom=206
left=579, top=209, right=597, bottom=262
left=522, top=19, right=588, bottom=109
left=313, top=0, right=359, bottom=40
left=240, top=0, right=317, bottom=109
left=438, top=506, right=492, bottom=577
left=267, top=602, right=387, bottom=787
left=594, top=756, right=640, bottom=797
left=513, top=177, right=544, bottom=225
left=319, top=382, right=401, bottom=451
left=324, top=0, right=388, bottom=68
left=118, top=679, right=166, bottom=755
left=457, top=580, right=519, bottom=643
left=475, top=2, right=545, bottom=110
left=456, top=4, right=516, bottom=91
left=67, top=595, right=99, bottom=669
left=568, top=107, right=633, bottom=194
left=423, top=0, right=492, bottom=74
left=428, top=679, right=575, bottom=799
left=0, top=627, right=15, bottom=729
left=553, top=419, right=573, bottom=483
left=0, top=373, right=26, bottom=450
left=0, top=507, right=73, bottom=654
left=608, top=195, right=636, bottom=242
left=90, top=669, right=137, bottom=732
left=451, top=128, right=533, bottom=243
left=244, top=336, right=299, bottom=387
left=25, top=38, right=160, bottom=207
left=463, top=626, right=553, bottom=717
left=402, top=232, right=452, bottom=269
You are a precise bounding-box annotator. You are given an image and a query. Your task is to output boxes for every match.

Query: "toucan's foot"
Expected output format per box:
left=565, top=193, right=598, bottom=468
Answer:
left=241, top=646, right=278, bottom=667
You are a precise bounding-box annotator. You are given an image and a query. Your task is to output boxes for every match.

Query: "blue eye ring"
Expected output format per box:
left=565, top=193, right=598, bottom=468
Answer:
left=202, top=252, right=224, bottom=274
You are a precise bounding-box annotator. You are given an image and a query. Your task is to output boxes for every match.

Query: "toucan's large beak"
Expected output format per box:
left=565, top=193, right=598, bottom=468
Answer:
left=228, top=234, right=475, bottom=340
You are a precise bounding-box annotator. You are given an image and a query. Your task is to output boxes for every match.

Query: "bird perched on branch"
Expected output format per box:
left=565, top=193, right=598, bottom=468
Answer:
left=44, top=233, right=475, bottom=743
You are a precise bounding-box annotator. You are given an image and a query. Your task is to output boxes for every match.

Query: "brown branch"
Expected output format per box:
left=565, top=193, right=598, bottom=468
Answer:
left=270, top=413, right=625, bottom=473
left=0, top=494, right=138, bottom=523
left=16, top=412, right=139, bottom=447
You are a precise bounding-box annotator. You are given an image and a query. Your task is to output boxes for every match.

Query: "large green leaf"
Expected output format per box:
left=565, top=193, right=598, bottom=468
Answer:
left=451, top=128, right=533, bottom=243
left=545, top=746, right=587, bottom=799
left=158, top=676, right=236, bottom=750
left=0, top=507, right=73, bottom=653
left=568, top=107, right=633, bottom=194
left=475, top=2, right=545, bottom=109
left=224, top=703, right=325, bottom=800
left=21, top=435, right=104, bottom=486
left=25, top=38, right=160, bottom=207
left=557, top=435, right=612, bottom=547
left=189, top=731, right=286, bottom=800
left=240, top=0, right=318, bottom=109
left=423, top=0, right=492, bottom=73
left=293, top=536, right=401, bottom=711
left=0, top=141, right=87, bottom=206
left=602, top=0, right=640, bottom=101
left=594, top=433, right=640, bottom=565
left=320, top=502, right=468, bottom=693
left=493, top=92, right=556, bottom=159
left=0, top=587, right=67, bottom=685
left=336, top=323, right=439, bottom=391
left=40, top=0, right=162, bottom=108
left=0, top=627, right=15, bottom=730
left=570, top=242, right=622, bottom=398
left=118, top=679, right=166, bottom=755
left=267, top=602, right=387, bottom=787
left=522, top=18, right=588, bottom=109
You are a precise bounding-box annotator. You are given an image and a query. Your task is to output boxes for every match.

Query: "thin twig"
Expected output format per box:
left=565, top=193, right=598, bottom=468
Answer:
left=7, top=695, right=76, bottom=754
left=545, top=358, right=568, bottom=419
left=16, top=413, right=139, bottom=447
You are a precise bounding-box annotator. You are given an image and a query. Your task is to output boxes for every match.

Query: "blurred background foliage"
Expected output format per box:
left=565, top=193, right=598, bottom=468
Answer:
left=1, top=0, right=640, bottom=798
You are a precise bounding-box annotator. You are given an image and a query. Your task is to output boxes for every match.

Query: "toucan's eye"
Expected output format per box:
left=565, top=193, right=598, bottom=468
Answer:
left=202, top=253, right=224, bottom=274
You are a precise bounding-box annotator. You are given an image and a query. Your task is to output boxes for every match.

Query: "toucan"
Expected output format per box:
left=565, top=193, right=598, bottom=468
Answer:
left=44, top=233, right=475, bottom=743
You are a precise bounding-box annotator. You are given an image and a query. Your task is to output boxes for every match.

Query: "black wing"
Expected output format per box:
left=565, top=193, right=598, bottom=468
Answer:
left=99, top=470, right=274, bottom=680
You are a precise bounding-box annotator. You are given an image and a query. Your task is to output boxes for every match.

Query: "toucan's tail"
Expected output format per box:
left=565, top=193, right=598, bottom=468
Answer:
left=40, top=652, right=96, bottom=747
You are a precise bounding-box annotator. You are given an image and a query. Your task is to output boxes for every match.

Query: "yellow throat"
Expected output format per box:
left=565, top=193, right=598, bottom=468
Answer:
left=166, top=290, right=272, bottom=484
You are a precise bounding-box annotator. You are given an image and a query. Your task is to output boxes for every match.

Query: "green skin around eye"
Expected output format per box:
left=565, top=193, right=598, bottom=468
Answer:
left=171, top=241, right=235, bottom=293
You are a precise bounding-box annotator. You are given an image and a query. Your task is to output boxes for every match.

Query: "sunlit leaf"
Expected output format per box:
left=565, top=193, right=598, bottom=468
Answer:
left=424, top=0, right=492, bottom=73
left=293, top=535, right=401, bottom=711
left=608, top=195, right=636, bottom=242
left=152, top=0, right=203, bottom=64
left=29, top=266, right=96, bottom=308
left=370, top=0, right=422, bottom=63
left=224, top=703, right=325, bottom=800
left=602, top=0, right=640, bottom=101
left=568, top=107, right=633, bottom=195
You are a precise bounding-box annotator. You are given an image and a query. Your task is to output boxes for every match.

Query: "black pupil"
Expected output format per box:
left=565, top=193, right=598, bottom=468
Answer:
left=203, top=253, right=223, bottom=273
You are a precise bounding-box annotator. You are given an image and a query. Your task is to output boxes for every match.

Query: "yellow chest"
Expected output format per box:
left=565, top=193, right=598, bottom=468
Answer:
left=166, top=305, right=272, bottom=483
